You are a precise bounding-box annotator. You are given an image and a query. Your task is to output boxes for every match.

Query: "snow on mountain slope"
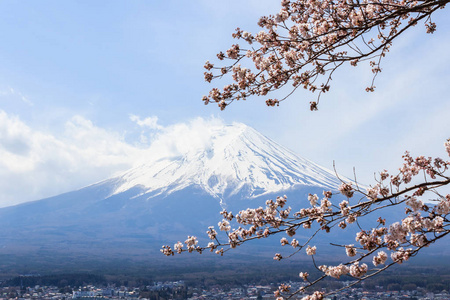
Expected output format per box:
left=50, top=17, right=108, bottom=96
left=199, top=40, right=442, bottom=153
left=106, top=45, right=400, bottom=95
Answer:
left=109, top=123, right=341, bottom=201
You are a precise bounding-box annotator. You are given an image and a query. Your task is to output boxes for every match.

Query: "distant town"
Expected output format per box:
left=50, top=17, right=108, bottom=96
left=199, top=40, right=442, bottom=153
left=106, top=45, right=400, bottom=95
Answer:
left=0, top=279, right=449, bottom=300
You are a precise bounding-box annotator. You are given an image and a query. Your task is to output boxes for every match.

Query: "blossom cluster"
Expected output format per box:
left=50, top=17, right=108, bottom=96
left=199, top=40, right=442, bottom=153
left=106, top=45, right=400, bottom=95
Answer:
left=318, top=262, right=369, bottom=279
left=161, top=236, right=201, bottom=256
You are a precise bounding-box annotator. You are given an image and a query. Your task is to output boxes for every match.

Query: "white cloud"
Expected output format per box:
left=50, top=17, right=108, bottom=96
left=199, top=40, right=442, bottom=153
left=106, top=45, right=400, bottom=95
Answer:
left=129, top=114, right=163, bottom=130
left=0, top=111, right=151, bottom=207
left=147, top=116, right=225, bottom=159
left=129, top=114, right=164, bottom=145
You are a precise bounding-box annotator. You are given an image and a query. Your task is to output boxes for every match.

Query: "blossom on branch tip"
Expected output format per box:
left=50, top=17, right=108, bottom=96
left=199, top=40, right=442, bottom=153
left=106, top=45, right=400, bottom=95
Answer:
left=207, top=242, right=216, bottom=252
left=373, top=251, right=388, bottom=266
left=174, top=241, right=183, bottom=254
left=339, top=200, right=349, bottom=216
left=278, top=284, right=291, bottom=293
left=349, top=262, right=368, bottom=278
left=406, top=197, right=423, bottom=212
left=301, top=291, right=324, bottom=300
left=445, top=139, right=450, bottom=156
left=306, top=245, right=316, bottom=255
left=160, top=245, right=174, bottom=256
left=346, top=214, right=357, bottom=224
left=391, top=248, right=412, bottom=264
left=220, top=209, right=234, bottom=221
left=286, top=227, right=296, bottom=236
left=339, top=183, right=354, bottom=198
left=184, top=236, right=198, bottom=253
left=323, top=190, right=332, bottom=198
left=204, top=61, right=213, bottom=70
left=410, top=233, right=428, bottom=247
left=206, top=226, right=217, bottom=240
left=367, top=186, right=379, bottom=200
left=299, top=272, right=309, bottom=281
left=322, top=264, right=350, bottom=279
left=345, top=245, right=356, bottom=257
left=308, top=193, right=318, bottom=206
left=274, top=253, right=283, bottom=260
left=218, top=220, right=231, bottom=231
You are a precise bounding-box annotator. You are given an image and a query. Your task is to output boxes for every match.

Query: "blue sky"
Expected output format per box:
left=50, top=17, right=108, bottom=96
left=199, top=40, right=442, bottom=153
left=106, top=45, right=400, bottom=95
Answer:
left=0, top=1, right=449, bottom=207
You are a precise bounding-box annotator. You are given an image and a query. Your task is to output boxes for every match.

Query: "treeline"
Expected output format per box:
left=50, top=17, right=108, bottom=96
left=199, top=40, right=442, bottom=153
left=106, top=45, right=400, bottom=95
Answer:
left=1, top=265, right=449, bottom=294
left=3, top=274, right=107, bottom=288
left=362, top=273, right=450, bottom=293
left=175, top=265, right=450, bottom=293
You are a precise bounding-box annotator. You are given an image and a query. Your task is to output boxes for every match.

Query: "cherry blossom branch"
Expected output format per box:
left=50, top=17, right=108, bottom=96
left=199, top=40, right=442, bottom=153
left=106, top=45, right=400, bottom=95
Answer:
left=162, top=140, right=450, bottom=300
left=202, top=0, right=449, bottom=110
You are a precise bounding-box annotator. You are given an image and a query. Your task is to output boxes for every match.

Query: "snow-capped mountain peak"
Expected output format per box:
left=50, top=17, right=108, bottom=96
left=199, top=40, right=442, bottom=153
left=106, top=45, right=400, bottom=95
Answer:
left=110, top=123, right=341, bottom=200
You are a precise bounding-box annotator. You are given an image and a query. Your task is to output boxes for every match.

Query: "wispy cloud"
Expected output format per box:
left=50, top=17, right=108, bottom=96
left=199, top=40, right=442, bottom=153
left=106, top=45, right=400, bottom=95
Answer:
left=0, top=87, right=33, bottom=106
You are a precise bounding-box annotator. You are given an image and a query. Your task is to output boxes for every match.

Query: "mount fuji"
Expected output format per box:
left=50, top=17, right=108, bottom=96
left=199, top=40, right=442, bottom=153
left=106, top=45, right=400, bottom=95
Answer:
left=0, top=122, right=348, bottom=268
left=109, top=123, right=340, bottom=206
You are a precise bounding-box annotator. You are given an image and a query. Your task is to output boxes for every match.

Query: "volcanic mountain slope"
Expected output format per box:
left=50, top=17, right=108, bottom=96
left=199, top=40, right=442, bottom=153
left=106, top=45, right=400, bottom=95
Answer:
left=0, top=123, right=344, bottom=259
